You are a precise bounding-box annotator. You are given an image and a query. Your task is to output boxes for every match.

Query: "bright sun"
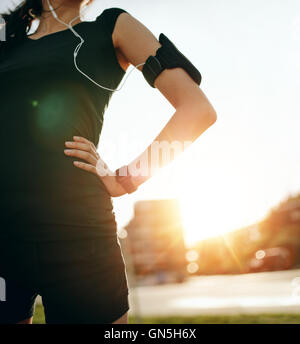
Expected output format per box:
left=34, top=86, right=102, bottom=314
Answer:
left=167, top=153, right=268, bottom=247
left=116, top=140, right=272, bottom=248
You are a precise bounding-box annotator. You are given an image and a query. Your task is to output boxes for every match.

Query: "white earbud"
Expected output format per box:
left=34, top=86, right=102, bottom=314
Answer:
left=45, top=0, right=145, bottom=92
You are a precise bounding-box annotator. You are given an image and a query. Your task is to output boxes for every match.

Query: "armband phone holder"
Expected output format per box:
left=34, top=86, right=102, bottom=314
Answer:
left=142, top=33, right=202, bottom=88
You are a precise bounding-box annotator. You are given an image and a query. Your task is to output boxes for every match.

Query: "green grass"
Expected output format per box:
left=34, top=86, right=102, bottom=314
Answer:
left=33, top=304, right=300, bottom=324
left=33, top=304, right=46, bottom=324
left=135, top=314, right=300, bottom=324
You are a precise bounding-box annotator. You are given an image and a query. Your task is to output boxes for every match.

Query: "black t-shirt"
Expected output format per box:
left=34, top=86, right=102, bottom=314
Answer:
left=0, top=7, right=127, bottom=241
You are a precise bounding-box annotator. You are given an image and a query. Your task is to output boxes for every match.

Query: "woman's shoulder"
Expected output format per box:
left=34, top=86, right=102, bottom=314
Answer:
left=95, top=7, right=129, bottom=34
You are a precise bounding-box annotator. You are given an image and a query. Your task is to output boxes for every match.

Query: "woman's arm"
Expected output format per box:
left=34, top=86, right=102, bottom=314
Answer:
left=65, top=11, right=217, bottom=196
left=113, top=13, right=217, bottom=182
left=114, top=12, right=216, bottom=122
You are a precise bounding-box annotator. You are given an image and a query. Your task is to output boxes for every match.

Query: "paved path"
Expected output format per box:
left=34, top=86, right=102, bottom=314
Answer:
left=128, top=269, right=300, bottom=316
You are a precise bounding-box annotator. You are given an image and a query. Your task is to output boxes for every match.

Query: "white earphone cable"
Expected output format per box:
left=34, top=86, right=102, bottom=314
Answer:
left=46, top=0, right=145, bottom=92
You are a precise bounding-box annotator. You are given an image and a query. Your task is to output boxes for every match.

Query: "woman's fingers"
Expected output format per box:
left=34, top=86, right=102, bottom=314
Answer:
left=64, top=149, right=97, bottom=165
left=65, top=141, right=99, bottom=157
left=73, top=136, right=97, bottom=151
left=64, top=136, right=100, bottom=165
left=65, top=141, right=90, bottom=152
left=73, top=161, right=97, bottom=174
left=64, top=136, right=111, bottom=176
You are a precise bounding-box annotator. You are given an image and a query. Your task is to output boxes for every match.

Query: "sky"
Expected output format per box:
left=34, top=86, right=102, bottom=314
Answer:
left=1, top=0, right=300, bottom=245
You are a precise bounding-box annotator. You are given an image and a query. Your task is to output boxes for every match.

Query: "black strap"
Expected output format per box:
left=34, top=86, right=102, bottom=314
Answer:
left=142, top=33, right=202, bottom=88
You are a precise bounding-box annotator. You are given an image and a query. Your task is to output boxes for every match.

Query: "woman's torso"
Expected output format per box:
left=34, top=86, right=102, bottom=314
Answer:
left=0, top=8, right=127, bottom=240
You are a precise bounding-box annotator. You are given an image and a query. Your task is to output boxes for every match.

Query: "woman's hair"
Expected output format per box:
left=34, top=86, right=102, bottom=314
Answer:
left=0, top=1, right=43, bottom=59
left=0, top=0, right=92, bottom=60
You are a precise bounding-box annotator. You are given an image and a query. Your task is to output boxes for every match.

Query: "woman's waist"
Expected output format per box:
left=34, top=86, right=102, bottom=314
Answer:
left=0, top=185, right=116, bottom=237
left=1, top=178, right=113, bottom=210
left=0, top=163, right=114, bottom=221
left=1, top=151, right=108, bottom=190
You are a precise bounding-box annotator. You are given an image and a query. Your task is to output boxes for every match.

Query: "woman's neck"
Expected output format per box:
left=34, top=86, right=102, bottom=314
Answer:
left=34, top=0, right=83, bottom=37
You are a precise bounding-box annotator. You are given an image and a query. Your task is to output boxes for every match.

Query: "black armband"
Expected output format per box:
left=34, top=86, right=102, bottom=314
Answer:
left=142, top=33, right=202, bottom=88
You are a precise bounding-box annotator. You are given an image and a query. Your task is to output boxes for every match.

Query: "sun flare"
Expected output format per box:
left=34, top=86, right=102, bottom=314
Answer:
left=168, top=154, right=269, bottom=247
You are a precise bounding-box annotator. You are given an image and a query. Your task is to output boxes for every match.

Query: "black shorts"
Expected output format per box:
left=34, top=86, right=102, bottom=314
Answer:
left=0, top=235, right=130, bottom=324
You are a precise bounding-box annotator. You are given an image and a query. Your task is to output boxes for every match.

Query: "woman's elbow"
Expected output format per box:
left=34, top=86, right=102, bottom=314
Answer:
left=205, top=105, right=217, bottom=126
left=199, top=103, right=217, bottom=126
left=195, top=103, right=217, bottom=132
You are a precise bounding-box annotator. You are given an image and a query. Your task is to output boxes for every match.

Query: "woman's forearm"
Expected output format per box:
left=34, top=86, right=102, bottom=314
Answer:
left=127, top=103, right=217, bottom=187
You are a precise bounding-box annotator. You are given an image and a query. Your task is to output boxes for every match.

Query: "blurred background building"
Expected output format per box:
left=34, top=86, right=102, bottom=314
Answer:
left=119, top=193, right=300, bottom=284
left=119, top=199, right=188, bottom=285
